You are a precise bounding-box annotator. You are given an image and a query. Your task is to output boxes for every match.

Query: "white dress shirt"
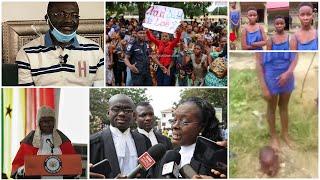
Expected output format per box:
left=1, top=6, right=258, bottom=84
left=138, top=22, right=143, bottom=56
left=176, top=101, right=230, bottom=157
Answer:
left=110, top=125, right=138, bottom=176
left=137, top=128, right=158, bottom=146
left=179, top=143, right=196, bottom=167
left=37, top=134, right=62, bottom=155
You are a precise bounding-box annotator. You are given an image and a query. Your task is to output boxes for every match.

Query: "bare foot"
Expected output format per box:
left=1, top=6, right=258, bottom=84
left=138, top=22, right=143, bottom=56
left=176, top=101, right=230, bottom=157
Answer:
left=270, top=137, right=280, bottom=152
left=281, top=133, right=294, bottom=149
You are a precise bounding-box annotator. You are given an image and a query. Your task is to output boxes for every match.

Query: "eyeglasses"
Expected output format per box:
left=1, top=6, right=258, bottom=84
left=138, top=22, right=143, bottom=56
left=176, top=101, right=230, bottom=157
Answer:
left=170, top=119, right=200, bottom=127
left=51, top=12, right=80, bottom=19
left=110, top=107, right=134, bottom=114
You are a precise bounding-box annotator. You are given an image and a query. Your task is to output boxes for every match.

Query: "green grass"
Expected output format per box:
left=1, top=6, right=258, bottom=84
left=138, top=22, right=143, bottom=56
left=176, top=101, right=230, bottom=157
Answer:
left=229, top=69, right=318, bottom=177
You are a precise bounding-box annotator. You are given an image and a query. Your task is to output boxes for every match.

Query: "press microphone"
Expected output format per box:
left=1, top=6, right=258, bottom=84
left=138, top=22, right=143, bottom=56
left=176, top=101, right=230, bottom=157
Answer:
left=46, top=138, right=54, bottom=154
left=160, top=150, right=181, bottom=178
left=59, top=54, right=69, bottom=64
left=179, top=164, right=198, bottom=178
left=126, top=143, right=166, bottom=178
left=91, top=159, right=111, bottom=178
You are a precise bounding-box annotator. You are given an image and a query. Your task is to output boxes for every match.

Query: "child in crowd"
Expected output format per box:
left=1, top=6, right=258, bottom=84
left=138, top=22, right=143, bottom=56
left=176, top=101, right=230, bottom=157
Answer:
left=241, top=7, right=267, bottom=50
left=267, top=16, right=289, bottom=50
left=115, top=39, right=128, bottom=86
left=290, top=2, right=318, bottom=50
left=190, top=44, right=208, bottom=86
left=230, top=2, right=240, bottom=38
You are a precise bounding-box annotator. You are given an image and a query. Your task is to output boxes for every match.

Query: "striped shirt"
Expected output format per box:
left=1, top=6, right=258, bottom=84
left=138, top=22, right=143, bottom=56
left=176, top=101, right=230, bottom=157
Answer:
left=16, top=32, right=104, bottom=86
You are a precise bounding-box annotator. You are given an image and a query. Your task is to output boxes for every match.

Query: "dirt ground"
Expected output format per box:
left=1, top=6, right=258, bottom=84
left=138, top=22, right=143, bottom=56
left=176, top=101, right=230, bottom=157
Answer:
left=234, top=143, right=318, bottom=178
left=229, top=52, right=318, bottom=178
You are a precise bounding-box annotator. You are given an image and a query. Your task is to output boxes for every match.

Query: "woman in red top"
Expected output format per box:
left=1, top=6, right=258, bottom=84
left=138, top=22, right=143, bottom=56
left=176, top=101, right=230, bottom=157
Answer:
left=146, top=28, right=182, bottom=86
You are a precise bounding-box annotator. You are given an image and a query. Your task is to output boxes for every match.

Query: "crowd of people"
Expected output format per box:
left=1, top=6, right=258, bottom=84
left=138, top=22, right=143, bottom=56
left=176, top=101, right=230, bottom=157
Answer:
left=106, top=15, right=228, bottom=86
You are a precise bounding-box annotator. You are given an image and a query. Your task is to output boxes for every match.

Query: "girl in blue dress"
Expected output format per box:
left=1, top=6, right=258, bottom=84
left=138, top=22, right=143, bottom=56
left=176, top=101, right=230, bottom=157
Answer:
left=230, top=2, right=240, bottom=38
left=290, top=2, right=318, bottom=50
left=241, top=7, right=267, bottom=50
left=267, top=16, right=289, bottom=50
left=256, top=52, right=298, bottom=151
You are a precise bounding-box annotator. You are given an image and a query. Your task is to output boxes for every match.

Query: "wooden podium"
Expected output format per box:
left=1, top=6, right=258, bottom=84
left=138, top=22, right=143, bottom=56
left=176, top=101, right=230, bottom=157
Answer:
left=24, top=154, right=82, bottom=176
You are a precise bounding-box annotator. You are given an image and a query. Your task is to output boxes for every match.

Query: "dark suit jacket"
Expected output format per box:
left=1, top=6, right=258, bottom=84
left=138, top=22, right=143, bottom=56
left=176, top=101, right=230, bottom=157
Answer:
left=90, top=126, right=152, bottom=178
left=174, top=147, right=226, bottom=179
left=133, top=129, right=173, bottom=178
left=154, top=130, right=173, bottom=150
left=134, top=129, right=173, bottom=151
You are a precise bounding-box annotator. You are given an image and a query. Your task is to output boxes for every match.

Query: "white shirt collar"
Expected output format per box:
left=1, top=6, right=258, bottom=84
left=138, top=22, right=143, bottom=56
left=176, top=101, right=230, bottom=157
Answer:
left=109, top=125, right=136, bottom=157
left=137, top=127, right=152, bottom=135
left=180, top=143, right=196, bottom=167
left=38, top=134, right=62, bottom=155
left=109, top=125, right=138, bottom=176
left=110, top=125, right=131, bottom=137
left=137, top=128, right=158, bottom=146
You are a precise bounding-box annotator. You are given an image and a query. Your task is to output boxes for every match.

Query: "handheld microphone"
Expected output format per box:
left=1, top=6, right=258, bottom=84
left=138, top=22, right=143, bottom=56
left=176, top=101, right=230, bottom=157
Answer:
left=46, top=138, right=54, bottom=154
left=91, top=159, right=111, bottom=178
left=59, top=54, right=68, bottom=64
left=160, top=150, right=181, bottom=178
left=179, top=164, right=198, bottom=178
left=126, top=143, right=166, bottom=178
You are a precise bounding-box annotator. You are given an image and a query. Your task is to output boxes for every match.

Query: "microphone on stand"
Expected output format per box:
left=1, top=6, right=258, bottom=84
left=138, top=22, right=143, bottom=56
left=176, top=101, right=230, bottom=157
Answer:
left=46, top=138, right=54, bottom=154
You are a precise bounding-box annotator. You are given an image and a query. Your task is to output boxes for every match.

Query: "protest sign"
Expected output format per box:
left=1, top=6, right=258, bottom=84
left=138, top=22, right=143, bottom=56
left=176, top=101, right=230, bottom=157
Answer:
left=143, top=5, right=184, bottom=34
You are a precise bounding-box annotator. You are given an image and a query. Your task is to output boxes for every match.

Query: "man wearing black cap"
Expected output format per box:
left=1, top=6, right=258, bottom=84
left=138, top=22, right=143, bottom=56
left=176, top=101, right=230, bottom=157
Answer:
left=124, top=27, right=152, bottom=86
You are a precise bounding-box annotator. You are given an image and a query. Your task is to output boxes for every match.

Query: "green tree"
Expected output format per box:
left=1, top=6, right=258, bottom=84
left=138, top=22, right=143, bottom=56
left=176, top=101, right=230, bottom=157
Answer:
left=211, top=7, right=227, bottom=15
left=106, top=2, right=214, bottom=21
left=178, top=88, right=227, bottom=126
left=90, top=88, right=150, bottom=134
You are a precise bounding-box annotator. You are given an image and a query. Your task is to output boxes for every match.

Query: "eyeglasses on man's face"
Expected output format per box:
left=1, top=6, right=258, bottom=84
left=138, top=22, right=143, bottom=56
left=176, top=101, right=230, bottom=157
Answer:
left=51, top=11, right=80, bottom=20
left=110, top=107, right=134, bottom=114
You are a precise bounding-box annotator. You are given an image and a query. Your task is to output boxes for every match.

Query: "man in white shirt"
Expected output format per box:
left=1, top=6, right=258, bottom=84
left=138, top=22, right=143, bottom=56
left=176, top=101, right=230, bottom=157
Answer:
left=16, top=2, right=104, bottom=86
left=135, top=102, right=172, bottom=150
left=90, top=94, right=152, bottom=178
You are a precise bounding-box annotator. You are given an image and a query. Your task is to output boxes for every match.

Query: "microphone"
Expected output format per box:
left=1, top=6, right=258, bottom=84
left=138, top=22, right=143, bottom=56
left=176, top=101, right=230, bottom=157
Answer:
left=160, top=150, right=181, bottom=178
left=59, top=54, right=69, bottom=64
left=90, top=159, right=111, bottom=178
left=126, top=143, right=166, bottom=178
left=179, top=164, right=198, bottom=178
left=46, top=138, right=54, bottom=154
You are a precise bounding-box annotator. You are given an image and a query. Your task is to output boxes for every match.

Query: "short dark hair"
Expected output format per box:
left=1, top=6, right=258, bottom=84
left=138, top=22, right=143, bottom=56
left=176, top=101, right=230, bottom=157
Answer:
left=136, top=101, right=151, bottom=108
left=194, top=43, right=204, bottom=52
left=247, top=6, right=257, bottom=12
left=180, top=97, right=222, bottom=141
left=135, top=26, right=145, bottom=32
left=47, top=2, right=79, bottom=14
left=274, top=15, right=285, bottom=22
left=299, top=2, right=314, bottom=10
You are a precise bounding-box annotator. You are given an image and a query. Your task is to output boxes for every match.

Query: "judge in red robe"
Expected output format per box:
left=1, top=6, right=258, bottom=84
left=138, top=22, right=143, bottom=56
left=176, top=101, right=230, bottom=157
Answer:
left=11, top=106, right=76, bottom=178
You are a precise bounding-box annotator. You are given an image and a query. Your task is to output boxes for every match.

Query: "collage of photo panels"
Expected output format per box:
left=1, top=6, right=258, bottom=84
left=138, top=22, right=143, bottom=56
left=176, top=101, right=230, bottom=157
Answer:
left=0, top=0, right=318, bottom=179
